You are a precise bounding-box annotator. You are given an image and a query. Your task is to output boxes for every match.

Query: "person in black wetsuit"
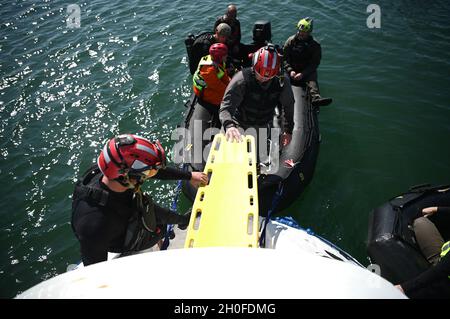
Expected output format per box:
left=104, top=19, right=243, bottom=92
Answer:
left=395, top=206, right=450, bottom=298
left=71, top=134, right=208, bottom=266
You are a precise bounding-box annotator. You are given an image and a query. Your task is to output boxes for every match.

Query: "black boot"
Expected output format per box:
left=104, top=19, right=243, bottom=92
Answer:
left=311, top=96, right=333, bottom=107
left=307, top=80, right=332, bottom=107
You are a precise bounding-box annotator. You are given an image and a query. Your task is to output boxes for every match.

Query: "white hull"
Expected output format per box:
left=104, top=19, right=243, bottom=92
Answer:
left=17, top=219, right=404, bottom=299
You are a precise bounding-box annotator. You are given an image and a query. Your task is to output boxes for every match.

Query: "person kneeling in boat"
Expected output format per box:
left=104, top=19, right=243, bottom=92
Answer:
left=219, top=44, right=294, bottom=148
left=192, top=43, right=231, bottom=130
left=283, top=17, right=332, bottom=108
left=395, top=206, right=450, bottom=298
left=71, top=134, right=207, bottom=266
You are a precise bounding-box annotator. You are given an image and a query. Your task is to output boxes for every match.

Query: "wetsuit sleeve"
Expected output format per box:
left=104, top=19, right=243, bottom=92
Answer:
left=154, top=204, right=189, bottom=225
left=72, top=203, right=109, bottom=266
left=219, top=70, right=246, bottom=130
left=301, top=41, right=321, bottom=79
left=438, top=207, right=450, bottom=214
left=412, top=206, right=450, bottom=221
left=401, top=253, right=450, bottom=297
left=280, top=75, right=295, bottom=134
left=153, top=166, right=192, bottom=181
left=283, top=36, right=295, bottom=74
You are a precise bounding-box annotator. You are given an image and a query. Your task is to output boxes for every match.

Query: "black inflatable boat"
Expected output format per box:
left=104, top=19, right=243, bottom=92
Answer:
left=174, top=83, right=320, bottom=217
left=367, top=184, right=450, bottom=284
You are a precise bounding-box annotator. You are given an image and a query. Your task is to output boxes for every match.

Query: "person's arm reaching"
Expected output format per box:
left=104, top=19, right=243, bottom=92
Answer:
left=153, top=166, right=191, bottom=180
left=219, top=71, right=245, bottom=129
left=153, top=167, right=208, bottom=187
left=219, top=71, right=246, bottom=142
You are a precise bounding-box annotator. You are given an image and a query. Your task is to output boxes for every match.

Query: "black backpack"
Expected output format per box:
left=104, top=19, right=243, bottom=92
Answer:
left=185, top=31, right=214, bottom=74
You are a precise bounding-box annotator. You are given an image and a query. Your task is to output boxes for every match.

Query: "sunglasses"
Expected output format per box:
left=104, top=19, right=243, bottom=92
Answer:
left=129, top=167, right=161, bottom=183
left=132, top=160, right=165, bottom=175
left=141, top=168, right=159, bottom=178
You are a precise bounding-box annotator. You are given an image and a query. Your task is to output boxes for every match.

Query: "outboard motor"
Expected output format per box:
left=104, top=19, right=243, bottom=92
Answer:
left=240, top=21, right=273, bottom=68
left=253, top=20, right=272, bottom=47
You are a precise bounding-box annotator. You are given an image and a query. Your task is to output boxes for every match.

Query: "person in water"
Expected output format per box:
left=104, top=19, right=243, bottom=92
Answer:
left=219, top=44, right=294, bottom=148
left=395, top=206, right=450, bottom=298
left=71, top=134, right=208, bottom=266
left=283, top=17, right=332, bottom=107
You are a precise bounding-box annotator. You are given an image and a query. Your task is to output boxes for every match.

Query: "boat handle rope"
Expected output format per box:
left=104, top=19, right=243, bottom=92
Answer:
left=160, top=170, right=184, bottom=250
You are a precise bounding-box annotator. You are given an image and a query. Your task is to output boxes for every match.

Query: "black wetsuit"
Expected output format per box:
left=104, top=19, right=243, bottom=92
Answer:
left=71, top=166, right=191, bottom=266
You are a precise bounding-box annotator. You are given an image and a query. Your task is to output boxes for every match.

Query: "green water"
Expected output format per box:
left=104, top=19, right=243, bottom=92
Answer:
left=1, top=0, right=449, bottom=298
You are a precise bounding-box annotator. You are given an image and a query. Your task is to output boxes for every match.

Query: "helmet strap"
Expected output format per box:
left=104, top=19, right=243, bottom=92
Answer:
left=128, top=172, right=149, bottom=189
left=132, top=179, right=145, bottom=192
left=133, top=183, right=142, bottom=194
left=115, top=175, right=136, bottom=189
left=278, top=73, right=284, bottom=87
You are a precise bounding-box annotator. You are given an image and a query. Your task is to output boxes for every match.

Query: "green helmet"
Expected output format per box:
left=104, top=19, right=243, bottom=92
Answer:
left=297, top=17, right=313, bottom=33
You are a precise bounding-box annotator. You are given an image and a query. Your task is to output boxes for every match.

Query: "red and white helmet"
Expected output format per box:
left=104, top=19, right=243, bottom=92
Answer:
left=209, top=43, right=228, bottom=63
left=252, top=44, right=281, bottom=80
left=97, top=134, right=166, bottom=181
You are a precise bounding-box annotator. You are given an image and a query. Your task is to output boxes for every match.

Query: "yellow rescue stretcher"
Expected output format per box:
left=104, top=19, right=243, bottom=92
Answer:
left=184, top=134, right=259, bottom=248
